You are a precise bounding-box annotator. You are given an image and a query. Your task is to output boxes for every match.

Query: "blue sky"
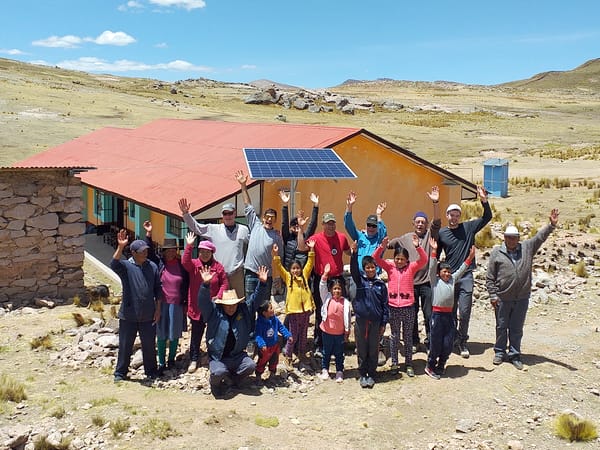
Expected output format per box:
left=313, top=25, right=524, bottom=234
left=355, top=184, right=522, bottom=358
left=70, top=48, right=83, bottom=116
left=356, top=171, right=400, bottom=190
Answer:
left=1, top=0, right=599, bottom=88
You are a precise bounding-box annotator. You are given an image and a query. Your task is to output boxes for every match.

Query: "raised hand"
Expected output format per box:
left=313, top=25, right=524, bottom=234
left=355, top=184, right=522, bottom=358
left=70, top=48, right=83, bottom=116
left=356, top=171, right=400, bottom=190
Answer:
left=117, top=229, right=129, bottom=248
left=549, top=208, right=559, bottom=226
left=178, top=198, right=190, bottom=214
left=310, top=192, right=319, bottom=206
left=143, top=220, right=152, bottom=234
left=234, top=170, right=248, bottom=186
left=381, top=236, right=389, bottom=248
left=272, top=243, right=279, bottom=256
left=257, top=265, right=269, bottom=283
left=427, top=186, right=440, bottom=203
left=185, top=231, right=196, bottom=246
left=350, top=240, right=358, bottom=254
left=200, top=265, right=214, bottom=284
left=412, top=233, right=419, bottom=248
left=429, top=236, right=438, bottom=250
left=279, top=189, right=290, bottom=203
left=346, top=191, right=357, bottom=208
left=323, top=263, right=331, bottom=276
left=306, top=239, right=315, bottom=250
left=477, top=185, right=488, bottom=202
left=376, top=202, right=386, bottom=215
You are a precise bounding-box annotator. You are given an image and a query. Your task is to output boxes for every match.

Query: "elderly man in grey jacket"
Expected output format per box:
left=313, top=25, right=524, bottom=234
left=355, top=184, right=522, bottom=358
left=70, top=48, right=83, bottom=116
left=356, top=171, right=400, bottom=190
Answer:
left=486, top=208, right=559, bottom=370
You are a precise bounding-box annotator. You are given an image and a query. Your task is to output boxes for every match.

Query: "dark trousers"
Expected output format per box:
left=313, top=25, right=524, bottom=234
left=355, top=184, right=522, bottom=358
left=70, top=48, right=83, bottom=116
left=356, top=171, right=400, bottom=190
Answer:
left=452, top=271, right=474, bottom=344
left=115, top=319, right=157, bottom=378
left=311, top=273, right=346, bottom=351
left=428, top=312, right=455, bottom=370
left=413, top=282, right=432, bottom=344
left=189, top=317, right=206, bottom=362
left=494, top=298, right=529, bottom=359
left=208, top=352, right=256, bottom=388
left=355, top=317, right=380, bottom=378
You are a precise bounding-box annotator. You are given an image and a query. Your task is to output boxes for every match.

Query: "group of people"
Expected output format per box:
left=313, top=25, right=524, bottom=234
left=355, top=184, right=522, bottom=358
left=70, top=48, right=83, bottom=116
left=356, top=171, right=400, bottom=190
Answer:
left=110, top=169, right=560, bottom=395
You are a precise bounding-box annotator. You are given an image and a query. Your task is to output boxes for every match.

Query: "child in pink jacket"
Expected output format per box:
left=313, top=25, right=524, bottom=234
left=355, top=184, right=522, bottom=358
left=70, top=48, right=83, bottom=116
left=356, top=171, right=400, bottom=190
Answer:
left=373, top=235, right=427, bottom=377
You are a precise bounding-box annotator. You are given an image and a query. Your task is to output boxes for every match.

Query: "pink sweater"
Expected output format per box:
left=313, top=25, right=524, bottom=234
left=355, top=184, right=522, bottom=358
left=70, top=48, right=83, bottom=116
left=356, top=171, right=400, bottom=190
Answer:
left=373, top=245, right=427, bottom=308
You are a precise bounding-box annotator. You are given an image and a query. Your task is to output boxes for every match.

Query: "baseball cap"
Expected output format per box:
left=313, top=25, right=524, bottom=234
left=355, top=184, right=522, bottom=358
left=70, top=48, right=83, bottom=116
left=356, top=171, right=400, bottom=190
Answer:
left=503, top=225, right=520, bottom=236
left=130, top=239, right=149, bottom=253
left=366, top=214, right=378, bottom=225
left=322, top=212, right=336, bottom=223
left=446, top=204, right=462, bottom=214
left=221, top=203, right=236, bottom=213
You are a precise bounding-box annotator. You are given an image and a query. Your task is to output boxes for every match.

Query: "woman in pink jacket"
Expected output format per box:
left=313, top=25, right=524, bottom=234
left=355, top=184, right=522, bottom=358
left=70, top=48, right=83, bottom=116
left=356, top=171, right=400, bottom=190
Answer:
left=182, top=232, right=228, bottom=373
left=373, top=235, right=426, bottom=377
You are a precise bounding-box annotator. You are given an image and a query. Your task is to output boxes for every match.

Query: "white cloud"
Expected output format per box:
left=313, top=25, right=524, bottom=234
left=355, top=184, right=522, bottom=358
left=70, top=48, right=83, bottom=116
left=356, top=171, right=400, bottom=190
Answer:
left=90, top=31, right=136, bottom=46
left=0, top=48, right=25, bottom=55
left=53, top=56, right=212, bottom=74
left=149, top=0, right=206, bottom=11
left=118, top=0, right=144, bottom=11
left=241, top=64, right=257, bottom=70
left=32, top=35, right=83, bottom=48
left=154, top=42, right=168, bottom=48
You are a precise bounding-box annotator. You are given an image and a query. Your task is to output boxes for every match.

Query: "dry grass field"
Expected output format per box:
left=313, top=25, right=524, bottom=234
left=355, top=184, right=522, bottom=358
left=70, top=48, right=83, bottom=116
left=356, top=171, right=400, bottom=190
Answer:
left=1, top=57, right=600, bottom=449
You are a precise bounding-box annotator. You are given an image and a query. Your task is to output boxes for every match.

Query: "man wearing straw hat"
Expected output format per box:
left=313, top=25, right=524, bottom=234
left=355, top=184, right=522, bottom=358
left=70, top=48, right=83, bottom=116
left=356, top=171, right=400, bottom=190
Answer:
left=198, top=264, right=269, bottom=397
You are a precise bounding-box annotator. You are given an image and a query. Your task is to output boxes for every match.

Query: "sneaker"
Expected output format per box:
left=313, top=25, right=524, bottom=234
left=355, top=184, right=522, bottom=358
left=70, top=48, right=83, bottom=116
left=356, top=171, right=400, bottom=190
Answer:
left=313, top=349, right=323, bottom=359
left=319, top=369, right=329, bottom=380
left=335, top=371, right=343, bottom=383
left=187, top=361, right=198, bottom=373
left=493, top=354, right=504, bottom=365
left=365, top=376, right=375, bottom=388
left=434, top=364, right=446, bottom=376
left=157, top=364, right=165, bottom=376
left=390, top=364, right=400, bottom=374
left=359, top=376, right=369, bottom=388
left=406, top=365, right=415, bottom=377
left=511, top=358, right=524, bottom=370
left=424, top=366, right=440, bottom=380
left=113, top=374, right=125, bottom=383
left=459, top=343, right=470, bottom=359
left=377, top=350, right=387, bottom=366
left=411, top=345, right=418, bottom=354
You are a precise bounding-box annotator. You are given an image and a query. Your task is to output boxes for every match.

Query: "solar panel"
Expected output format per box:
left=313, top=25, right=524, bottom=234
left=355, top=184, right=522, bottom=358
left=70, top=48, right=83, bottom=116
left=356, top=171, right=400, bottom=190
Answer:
left=243, top=148, right=357, bottom=179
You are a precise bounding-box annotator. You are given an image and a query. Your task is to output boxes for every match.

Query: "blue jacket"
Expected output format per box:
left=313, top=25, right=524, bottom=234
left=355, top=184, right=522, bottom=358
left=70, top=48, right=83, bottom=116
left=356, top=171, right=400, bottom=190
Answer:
left=255, top=315, right=291, bottom=349
left=344, top=211, right=387, bottom=273
left=350, top=251, right=389, bottom=325
left=198, top=281, right=266, bottom=361
left=111, top=257, right=162, bottom=322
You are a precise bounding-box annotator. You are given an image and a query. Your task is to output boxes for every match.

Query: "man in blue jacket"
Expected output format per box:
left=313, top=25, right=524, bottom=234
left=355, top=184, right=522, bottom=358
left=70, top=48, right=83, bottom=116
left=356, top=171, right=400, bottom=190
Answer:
left=198, top=264, right=269, bottom=397
left=110, top=230, right=162, bottom=382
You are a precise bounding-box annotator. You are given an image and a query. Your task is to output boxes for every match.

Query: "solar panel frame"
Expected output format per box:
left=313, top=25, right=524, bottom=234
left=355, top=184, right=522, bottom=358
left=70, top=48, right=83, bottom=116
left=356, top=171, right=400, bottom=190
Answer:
left=243, top=148, right=357, bottom=180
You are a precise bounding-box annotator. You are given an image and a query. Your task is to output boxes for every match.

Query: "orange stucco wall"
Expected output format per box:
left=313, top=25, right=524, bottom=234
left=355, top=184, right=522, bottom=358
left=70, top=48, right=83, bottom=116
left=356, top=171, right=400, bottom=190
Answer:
left=262, top=134, right=464, bottom=243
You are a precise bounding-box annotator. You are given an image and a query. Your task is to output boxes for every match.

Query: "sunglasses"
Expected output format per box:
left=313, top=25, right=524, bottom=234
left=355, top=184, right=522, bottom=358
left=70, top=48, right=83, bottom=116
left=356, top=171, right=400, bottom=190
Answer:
left=366, top=224, right=377, bottom=228
left=389, top=293, right=410, bottom=299
left=222, top=211, right=234, bottom=216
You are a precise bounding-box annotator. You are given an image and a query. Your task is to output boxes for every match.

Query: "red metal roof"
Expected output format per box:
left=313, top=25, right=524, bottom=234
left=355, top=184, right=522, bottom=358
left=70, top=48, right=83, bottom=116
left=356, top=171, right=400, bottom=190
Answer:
left=14, top=119, right=361, bottom=216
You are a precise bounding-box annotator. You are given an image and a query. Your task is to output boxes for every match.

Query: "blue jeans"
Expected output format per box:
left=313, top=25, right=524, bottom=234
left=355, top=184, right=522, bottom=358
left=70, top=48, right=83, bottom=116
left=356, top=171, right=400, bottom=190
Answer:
left=428, top=311, right=455, bottom=370
left=244, top=270, right=272, bottom=305
left=413, top=282, right=432, bottom=344
left=322, top=331, right=345, bottom=372
left=209, top=352, right=256, bottom=388
left=453, top=271, right=474, bottom=343
left=115, top=319, right=157, bottom=378
left=494, top=298, right=529, bottom=359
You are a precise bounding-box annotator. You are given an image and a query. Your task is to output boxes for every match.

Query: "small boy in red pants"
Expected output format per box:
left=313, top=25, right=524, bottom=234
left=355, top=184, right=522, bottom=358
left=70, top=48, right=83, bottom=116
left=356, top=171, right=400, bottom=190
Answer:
left=255, top=301, right=293, bottom=379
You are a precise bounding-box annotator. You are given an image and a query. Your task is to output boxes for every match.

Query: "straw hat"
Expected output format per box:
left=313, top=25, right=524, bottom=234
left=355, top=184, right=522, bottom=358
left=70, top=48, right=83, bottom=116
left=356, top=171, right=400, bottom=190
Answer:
left=215, top=290, right=245, bottom=305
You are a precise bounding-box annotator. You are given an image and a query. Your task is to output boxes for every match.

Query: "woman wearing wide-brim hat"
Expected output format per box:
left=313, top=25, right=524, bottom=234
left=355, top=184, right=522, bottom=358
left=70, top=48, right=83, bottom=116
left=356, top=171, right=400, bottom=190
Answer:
left=144, top=221, right=189, bottom=376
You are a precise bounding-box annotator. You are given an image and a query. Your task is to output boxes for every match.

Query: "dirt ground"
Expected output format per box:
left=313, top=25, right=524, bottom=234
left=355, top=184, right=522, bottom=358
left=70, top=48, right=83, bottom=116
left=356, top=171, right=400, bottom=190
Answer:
left=1, top=229, right=599, bottom=449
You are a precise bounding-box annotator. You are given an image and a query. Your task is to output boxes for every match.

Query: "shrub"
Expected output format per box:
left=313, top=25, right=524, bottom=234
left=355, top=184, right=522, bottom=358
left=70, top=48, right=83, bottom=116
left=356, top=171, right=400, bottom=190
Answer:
left=30, top=334, right=53, bottom=350
left=141, top=418, right=179, bottom=440
left=255, top=415, right=279, bottom=428
left=110, top=417, right=131, bottom=437
left=573, top=260, right=588, bottom=278
left=0, top=373, right=27, bottom=402
left=72, top=312, right=92, bottom=327
left=554, top=412, right=598, bottom=442
left=474, top=225, right=496, bottom=249
left=91, top=415, right=106, bottom=427
left=33, top=435, right=71, bottom=450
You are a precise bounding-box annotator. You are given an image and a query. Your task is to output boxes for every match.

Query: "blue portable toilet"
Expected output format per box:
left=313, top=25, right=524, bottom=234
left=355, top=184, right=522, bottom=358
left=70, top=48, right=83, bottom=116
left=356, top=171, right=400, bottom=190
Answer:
left=483, top=158, right=509, bottom=198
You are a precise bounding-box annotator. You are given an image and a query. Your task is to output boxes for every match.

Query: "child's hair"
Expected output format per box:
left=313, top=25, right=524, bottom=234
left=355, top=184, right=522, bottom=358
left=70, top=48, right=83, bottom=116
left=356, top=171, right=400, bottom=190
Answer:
left=328, top=278, right=344, bottom=293
left=362, top=255, right=376, bottom=269
left=288, top=259, right=308, bottom=292
left=437, top=261, right=452, bottom=273
left=257, top=300, right=271, bottom=315
left=394, top=245, right=409, bottom=259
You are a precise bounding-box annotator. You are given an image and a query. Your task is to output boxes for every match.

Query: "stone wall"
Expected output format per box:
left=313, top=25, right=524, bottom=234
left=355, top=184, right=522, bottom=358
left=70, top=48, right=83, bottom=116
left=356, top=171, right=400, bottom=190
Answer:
left=0, top=168, right=86, bottom=307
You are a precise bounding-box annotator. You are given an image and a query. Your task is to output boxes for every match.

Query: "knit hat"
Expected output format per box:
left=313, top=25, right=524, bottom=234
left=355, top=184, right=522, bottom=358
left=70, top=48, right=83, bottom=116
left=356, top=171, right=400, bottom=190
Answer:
left=198, top=240, right=217, bottom=252
left=413, top=211, right=428, bottom=221
left=446, top=204, right=462, bottom=214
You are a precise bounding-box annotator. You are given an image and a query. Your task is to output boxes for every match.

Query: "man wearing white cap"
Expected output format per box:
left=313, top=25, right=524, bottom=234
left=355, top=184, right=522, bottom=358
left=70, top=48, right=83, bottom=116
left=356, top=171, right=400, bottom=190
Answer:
left=178, top=197, right=249, bottom=297
left=437, top=185, right=492, bottom=358
left=486, top=209, right=559, bottom=370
